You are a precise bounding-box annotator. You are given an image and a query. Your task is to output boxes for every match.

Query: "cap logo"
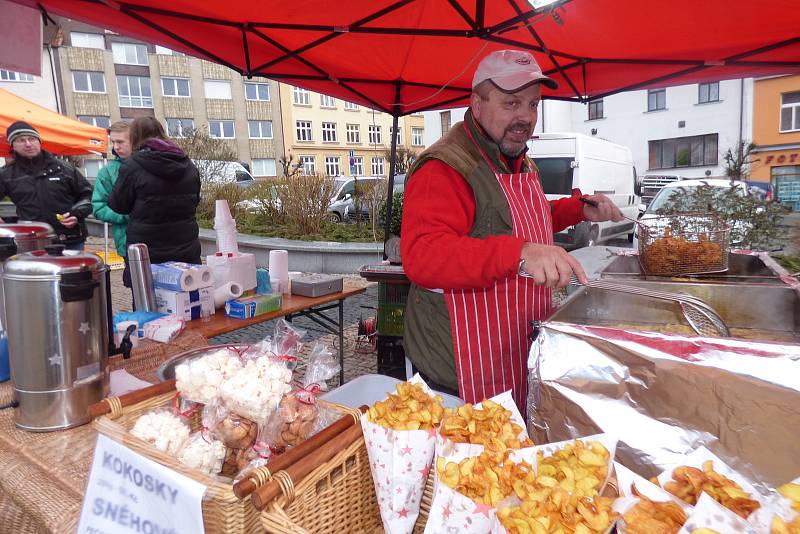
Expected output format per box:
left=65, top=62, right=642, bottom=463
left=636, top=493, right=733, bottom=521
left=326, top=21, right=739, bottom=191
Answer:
left=515, top=57, right=531, bottom=65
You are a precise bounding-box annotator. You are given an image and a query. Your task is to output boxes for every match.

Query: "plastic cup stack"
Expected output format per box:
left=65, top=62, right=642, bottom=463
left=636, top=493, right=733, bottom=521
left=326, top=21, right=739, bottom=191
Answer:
left=214, top=199, right=239, bottom=254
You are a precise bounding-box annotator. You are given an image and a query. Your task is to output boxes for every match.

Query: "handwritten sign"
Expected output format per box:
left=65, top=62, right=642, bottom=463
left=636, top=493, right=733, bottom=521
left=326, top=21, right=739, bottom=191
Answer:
left=77, top=434, right=206, bottom=534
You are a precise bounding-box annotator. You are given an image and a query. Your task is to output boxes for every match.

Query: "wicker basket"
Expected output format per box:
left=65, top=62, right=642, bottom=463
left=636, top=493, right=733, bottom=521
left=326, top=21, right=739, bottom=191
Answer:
left=637, top=213, right=731, bottom=276
left=94, top=389, right=358, bottom=534
left=260, top=428, right=436, bottom=534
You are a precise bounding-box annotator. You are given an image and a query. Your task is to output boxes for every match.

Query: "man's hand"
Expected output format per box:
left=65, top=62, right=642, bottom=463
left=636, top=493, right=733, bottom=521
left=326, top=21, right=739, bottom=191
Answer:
left=58, top=212, right=78, bottom=228
left=582, top=194, right=624, bottom=223
left=519, top=242, right=588, bottom=288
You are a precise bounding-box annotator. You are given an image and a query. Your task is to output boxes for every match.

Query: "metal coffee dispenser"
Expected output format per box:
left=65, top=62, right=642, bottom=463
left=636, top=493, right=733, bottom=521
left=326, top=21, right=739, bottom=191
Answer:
left=0, top=222, right=54, bottom=328
left=2, top=245, right=109, bottom=431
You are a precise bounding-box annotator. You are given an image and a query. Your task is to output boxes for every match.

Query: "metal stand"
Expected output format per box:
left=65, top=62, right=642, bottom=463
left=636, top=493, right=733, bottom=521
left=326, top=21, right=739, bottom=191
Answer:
left=286, top=298, right=347, bottom=385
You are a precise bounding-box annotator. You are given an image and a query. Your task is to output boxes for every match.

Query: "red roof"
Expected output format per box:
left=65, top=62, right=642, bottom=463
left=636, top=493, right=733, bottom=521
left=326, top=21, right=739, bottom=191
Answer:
left=11, top=0, right=800, bottom=115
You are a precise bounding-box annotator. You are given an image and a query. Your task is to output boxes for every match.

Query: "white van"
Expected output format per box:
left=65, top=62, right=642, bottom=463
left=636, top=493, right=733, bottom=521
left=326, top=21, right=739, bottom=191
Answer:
left=528, top=133, right=639, bottom=249
left=192, top=160, right=255, bottom=187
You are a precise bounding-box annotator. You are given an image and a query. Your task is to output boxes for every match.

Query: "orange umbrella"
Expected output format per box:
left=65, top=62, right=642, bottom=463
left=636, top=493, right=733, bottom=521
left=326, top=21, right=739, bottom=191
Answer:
left=0, top=88, right=107, bottom=156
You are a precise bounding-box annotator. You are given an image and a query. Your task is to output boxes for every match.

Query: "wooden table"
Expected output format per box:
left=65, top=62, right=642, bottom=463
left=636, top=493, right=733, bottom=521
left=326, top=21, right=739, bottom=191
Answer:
left=185, top=282, right=366, bottom=384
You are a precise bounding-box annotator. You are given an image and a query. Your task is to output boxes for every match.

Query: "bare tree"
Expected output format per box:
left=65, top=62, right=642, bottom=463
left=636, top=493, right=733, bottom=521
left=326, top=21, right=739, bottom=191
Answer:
left=279, top=151, right=304, bottom=178
left=382, top=146, right=419, bottom=175
left=171, top=125, right=237, bottom=184
left=723, top=141, right=758, bottom=182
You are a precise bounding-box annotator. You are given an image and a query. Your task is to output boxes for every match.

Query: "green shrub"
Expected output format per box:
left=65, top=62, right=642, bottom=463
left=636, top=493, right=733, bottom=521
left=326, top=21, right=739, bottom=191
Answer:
left=379, top=191, right=404, bottom=236
left=198, top=182, right=252, bottom=221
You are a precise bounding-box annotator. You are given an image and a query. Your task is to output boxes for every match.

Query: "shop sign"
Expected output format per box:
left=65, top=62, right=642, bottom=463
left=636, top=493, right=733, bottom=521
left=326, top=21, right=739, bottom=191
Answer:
left=764, top=152, right=799, bottom=165
left=77, top=434, right=206, bottom=534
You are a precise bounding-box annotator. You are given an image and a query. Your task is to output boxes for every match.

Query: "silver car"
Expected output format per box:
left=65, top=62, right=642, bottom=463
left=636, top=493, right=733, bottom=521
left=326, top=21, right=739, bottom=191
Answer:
left=326, top=177, right=381, bottom=222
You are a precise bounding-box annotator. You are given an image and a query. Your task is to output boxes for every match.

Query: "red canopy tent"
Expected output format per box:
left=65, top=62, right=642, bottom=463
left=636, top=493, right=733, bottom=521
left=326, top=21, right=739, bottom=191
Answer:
left=11, top=0, right=799, bottom=236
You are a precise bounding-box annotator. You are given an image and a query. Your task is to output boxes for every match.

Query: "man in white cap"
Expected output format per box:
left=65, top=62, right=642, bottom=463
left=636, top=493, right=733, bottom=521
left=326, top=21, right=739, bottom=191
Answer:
left=401, top=49, right=622, bottom=411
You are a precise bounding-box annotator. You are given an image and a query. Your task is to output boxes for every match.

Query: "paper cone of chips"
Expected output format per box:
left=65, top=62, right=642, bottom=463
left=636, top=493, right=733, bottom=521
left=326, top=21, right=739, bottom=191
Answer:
left=361, top=375, right=444, bottom=534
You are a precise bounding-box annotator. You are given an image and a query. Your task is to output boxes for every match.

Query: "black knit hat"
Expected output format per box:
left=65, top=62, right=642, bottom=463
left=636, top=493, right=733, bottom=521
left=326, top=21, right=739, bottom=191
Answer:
left=6, top=121, right=40, bottom=145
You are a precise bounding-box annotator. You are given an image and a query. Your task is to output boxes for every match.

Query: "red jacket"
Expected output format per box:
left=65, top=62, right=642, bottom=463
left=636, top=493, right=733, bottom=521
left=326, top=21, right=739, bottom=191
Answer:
left=401, top=158, right=585, bottom=290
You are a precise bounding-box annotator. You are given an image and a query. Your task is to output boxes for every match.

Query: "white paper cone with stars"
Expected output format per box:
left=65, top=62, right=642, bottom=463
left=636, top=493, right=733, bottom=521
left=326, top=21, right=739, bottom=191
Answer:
left=360, top=375, right=438, bottom=534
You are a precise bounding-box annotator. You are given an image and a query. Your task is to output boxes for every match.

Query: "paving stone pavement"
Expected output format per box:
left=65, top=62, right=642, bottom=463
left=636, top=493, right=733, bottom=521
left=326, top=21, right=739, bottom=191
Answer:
left=87, top=237, right=382, bottom=386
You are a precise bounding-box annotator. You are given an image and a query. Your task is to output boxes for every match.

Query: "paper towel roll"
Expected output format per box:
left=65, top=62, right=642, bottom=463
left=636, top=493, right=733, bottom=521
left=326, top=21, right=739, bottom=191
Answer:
left=151, top=263, right=196, bottom=291
left=214, top=281, right=244, bottom=309
left=194, top=264, right=214, bottom=288
left=268, top=250, right=289, bottom=294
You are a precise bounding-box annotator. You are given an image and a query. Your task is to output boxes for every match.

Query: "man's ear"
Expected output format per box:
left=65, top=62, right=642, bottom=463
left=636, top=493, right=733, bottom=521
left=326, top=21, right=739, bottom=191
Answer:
left=470, top=92, right=482, bottom=120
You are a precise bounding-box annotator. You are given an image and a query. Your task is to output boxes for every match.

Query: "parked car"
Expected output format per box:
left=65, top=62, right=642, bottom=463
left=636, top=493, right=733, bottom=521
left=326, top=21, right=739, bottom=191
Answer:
left=193, top=159, right=255, bottom=187
left=633, top=178, right=751, bottom=248
left=344, top=178, right=405, bottom=222
left=326, top=176, right=385, bottom=222
left=529, top=133, right=640, bottom=249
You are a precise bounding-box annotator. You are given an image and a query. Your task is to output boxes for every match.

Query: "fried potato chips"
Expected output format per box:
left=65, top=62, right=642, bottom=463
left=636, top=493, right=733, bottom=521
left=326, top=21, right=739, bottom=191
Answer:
left=366, top=381, right=444, bottom=431
left=440, top=399, right=533, bottom=448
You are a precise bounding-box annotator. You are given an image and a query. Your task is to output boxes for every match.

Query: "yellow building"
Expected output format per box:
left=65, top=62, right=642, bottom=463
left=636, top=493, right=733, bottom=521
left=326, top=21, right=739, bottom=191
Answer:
left=751, top=74, right=800, bottom=210
left=278, top=83, right=424, bottom=178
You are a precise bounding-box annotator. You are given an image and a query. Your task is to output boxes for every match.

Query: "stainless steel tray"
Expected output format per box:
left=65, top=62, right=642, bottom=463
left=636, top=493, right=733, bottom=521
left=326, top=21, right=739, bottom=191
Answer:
left=600, top=253, right=784, bottom=284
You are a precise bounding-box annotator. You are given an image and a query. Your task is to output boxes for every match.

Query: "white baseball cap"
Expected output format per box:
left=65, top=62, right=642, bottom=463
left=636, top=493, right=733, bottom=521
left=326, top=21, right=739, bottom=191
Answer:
left=472, top=50, right=558, bottom=92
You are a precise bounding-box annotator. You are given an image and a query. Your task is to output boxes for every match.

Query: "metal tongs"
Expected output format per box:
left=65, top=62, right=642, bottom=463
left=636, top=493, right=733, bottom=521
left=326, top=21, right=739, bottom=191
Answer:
left=572, top=277, right=730, bottom=338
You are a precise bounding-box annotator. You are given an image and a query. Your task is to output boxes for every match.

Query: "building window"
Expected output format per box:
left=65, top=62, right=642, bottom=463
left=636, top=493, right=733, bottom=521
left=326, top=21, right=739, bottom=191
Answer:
left=248, top=120, right=273, bottom=139
left=351, top=156, right=364, bottom=176
left=780, top=91, right=800, bottom=132
left=78, top=116, right=110, bottom=129
left=0, top=70, right=34, bottom=82
left=412, top=127, right=424, bottom=146
left=390, top=127, right=402, bottom=145
left=112, top=42, right=148, bottom=66
left=83, top=159, right=106, bottom=179
left=368, top=125, right=382, bottom=145
left=371, top=157, right=384, bottom=176
left=293, top=87, right=310, bottom=105
left=204, top=80, right=232, bottom=99
left=648, top=134, right=718, bottom=169
left=117, top=75, right=152, bottom=107
left=325, top=156, right=341, bottom=176
left=154, top=45, right=185, bottom=56
left=296, top=120, right=313, bottom=142
left=346, top=124, right=360, bottom=144
left=320, top=94, right=336, bottom=108
left=209, top=120, right=235, bottom=139
left=252, top=158, right=277, bottom=177
left=162, top=77, right=190, bottom=97
left=73, top=71, right=105, bottom=93
left=772, top=165, right=800, bottom=211
left=588, top=99, right=604, bottom=120
left=166, top=118, right=194, bottom=137
left=299, top=156, right=316, bottom=175
left=321, top=122, right=337, bottom=142
left=698, top=82, right=720, bottom=104
left=70, top=32, right=104, bottom=49
left=244, top=82, right=270, bottom=101
left=647, top=89, right=666, bottom=111
left=344, top=101, right=359, bottom=111
left=440, top=110, right=451, bottom=134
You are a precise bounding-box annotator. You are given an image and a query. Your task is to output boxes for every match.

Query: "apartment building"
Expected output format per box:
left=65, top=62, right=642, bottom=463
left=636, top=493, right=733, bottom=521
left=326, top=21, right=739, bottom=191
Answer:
left=51, top=18, right=285, bottom=179
left=424, top=79, right=753, bottom=182
left=0, top=50, right=59, bottom=112
left=279, top=84, right=425, bottom=178
left=750, top=74, right=800, bottom=210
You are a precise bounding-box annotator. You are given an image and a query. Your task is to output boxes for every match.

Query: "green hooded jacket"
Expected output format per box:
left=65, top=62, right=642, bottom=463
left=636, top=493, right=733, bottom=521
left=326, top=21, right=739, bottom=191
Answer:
left=91, top=157, right=129, bottom=256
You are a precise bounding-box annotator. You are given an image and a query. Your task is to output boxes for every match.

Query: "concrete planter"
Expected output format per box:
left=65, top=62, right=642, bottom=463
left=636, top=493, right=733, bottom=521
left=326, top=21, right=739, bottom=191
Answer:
left=85, top=218, right=383, bottom=274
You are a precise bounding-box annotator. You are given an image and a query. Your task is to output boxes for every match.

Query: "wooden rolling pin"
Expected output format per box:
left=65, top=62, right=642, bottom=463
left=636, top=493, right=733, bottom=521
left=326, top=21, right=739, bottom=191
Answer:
left=251, top=421, right=364, bottom=510
left=234, top=404, right=367, bottom=499
left=88, top=379, right=177, bottom=418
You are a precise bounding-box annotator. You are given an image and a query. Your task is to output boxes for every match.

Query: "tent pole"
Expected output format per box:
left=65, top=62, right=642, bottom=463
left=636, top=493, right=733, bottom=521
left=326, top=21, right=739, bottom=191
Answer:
left=383, top=82, right=402, bottom=260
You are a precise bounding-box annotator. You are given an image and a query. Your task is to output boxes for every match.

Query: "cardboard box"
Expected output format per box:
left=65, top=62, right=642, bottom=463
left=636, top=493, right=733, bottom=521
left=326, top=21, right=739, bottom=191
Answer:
left=155, top=287, right=215, bottom=321
left=224, top=293, right=282, bottom=320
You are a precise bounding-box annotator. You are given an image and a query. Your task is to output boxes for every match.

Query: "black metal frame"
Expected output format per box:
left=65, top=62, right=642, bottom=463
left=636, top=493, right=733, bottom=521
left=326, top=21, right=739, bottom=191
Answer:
left=285, top=300, right=347, bottom=385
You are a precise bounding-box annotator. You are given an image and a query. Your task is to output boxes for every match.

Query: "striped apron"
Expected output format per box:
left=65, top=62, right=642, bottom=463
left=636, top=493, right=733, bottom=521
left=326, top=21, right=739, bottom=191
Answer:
left=444, top=135, right=554, bottom=414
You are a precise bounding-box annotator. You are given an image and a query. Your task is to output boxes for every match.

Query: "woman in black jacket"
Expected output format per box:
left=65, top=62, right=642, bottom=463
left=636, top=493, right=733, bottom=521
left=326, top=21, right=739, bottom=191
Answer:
left=109, top=116, right=201, bottom=271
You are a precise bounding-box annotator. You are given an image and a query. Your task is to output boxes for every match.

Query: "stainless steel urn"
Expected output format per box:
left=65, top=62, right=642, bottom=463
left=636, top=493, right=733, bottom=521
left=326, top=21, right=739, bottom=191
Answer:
left=0, top=222, right=54, bottom=329
left=2, top=245, right=109, bottom=431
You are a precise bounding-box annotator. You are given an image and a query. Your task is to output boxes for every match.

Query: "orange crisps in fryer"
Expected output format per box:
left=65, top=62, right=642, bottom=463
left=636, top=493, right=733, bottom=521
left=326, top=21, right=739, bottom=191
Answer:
left=497, top=486, right=616, bottom=534
left=440, top=399, right=534, bottom=448
left=621, top=487, right=687, bottom=534
left=436, top=439, right=537, bottom=506
left=367, top=381, right=444, bottom=430
left=536, top=440, right=610, bottom=498
left=654, top=460, right=760, bottom=519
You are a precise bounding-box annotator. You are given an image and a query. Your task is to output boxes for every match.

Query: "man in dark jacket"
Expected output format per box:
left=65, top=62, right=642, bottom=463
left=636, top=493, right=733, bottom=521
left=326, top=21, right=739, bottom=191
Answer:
left=0, top=121, right=93, bottom=249
left=108, top=120, right=201, bottom=267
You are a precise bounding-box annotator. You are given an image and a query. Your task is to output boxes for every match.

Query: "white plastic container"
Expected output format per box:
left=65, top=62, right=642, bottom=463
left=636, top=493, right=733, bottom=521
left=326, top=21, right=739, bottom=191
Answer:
left=321, top=374, right=463, bottom=409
